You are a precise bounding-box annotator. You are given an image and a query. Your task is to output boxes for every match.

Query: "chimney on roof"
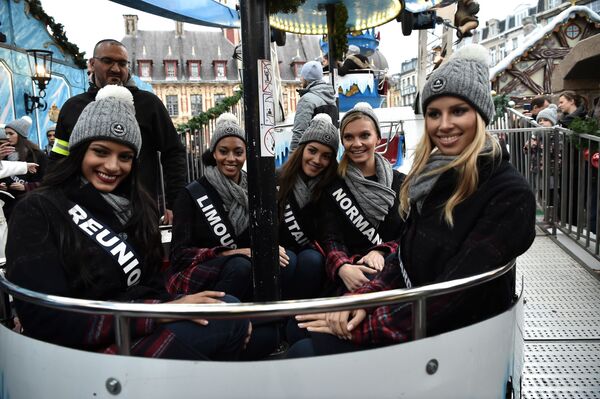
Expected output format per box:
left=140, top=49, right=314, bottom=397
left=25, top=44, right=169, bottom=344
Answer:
left=223, top=28, right=239, bottom=45
left=176, top=21, right=184, bottom=37
left=124, top=15, right=138, bottom=36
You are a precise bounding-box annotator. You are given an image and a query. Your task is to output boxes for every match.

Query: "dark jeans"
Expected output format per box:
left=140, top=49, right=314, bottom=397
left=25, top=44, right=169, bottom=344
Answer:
left=286, top=332, right=371, bottom=358
left=214, top=255, right=252, bottom=300
left=164, top=294, right=248, bottom=360
left=281, top=248, right=325, bottom=300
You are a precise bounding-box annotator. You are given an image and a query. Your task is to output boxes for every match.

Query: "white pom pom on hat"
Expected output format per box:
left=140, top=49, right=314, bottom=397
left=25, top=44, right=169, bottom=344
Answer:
left=353, top=102, right=373, bottom=110
left=216, top=112, right=238, bottom=126
left=95, top=85, right=134, bottom=106
left=312, top=113, right=333, bottom=124
left=448, top=43, right=490, bottom=65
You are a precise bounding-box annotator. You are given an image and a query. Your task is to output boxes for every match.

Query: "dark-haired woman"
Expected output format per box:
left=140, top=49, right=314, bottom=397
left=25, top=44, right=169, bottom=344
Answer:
left=318, top=103, right=404, bottom=294
left=6, top=86, right=250, bottom=360
left=558, top=91, right=587, bottom=128
left=277, top=113, right=339, bottom=300
left=168, top=113, right=288, bottom=301
left=1, top=116, right=47, bottom=217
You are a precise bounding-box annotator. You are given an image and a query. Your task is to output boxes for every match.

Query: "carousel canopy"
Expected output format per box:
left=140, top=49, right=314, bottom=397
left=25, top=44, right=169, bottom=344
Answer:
left=270, top=0, right=402, bottom=35
left=109, top=0, right=240, bottom=28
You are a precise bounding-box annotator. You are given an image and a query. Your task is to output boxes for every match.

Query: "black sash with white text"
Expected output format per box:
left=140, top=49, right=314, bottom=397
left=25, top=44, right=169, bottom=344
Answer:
left=283, top=198, right=310, bottom=247
left=67, top=202, right=142, bottom=287
left=327, top=181, right=383, bottom=246
left=187, top=181, right=238, bottom=248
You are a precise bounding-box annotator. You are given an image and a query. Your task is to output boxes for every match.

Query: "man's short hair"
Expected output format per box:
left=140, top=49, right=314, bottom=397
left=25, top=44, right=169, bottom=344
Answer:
left=93, top=39, right=126, bottom=57
left=531, top=96, right=550, bottom=109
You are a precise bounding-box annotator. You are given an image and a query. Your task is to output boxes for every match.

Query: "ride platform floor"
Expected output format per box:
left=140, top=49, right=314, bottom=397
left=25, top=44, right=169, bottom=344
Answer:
left=517, top=226, right=600, bottom=398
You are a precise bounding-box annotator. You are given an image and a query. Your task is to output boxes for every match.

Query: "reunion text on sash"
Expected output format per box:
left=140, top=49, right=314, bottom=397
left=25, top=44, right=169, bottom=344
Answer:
left=67, top=203, right=142, bottom=287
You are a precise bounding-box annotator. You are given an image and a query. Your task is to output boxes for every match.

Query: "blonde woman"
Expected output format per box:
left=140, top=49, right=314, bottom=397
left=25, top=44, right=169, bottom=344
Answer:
left=291, top=45, right=536, bottom=356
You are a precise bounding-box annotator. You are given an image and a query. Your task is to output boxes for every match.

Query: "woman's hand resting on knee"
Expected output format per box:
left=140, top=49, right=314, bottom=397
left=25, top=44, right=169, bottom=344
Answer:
left=160, top=291, right=226, bottom=326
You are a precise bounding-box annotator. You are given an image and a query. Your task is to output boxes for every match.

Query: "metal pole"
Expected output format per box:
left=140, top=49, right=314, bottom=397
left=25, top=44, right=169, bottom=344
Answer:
left=239, top=0, right=280, bottom=301
left=326, top=4, right=337, bottom=90
left=412, top=298, right=426, bottom=339
left=115, top=315, right=131, bottom=356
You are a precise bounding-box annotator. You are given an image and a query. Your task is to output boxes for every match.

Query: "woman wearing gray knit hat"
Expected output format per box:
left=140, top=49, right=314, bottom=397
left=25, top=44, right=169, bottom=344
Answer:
left=305, top=102, right=404, bottom=295
left=288, top=44, right=536, bottom=357
left=2, top=115, right=47, bottom=209
left=168, top=112, right=279, bottom=359
left=6, top=85, right=252, bottom=360
left=276, top=113, right=339, bottom=300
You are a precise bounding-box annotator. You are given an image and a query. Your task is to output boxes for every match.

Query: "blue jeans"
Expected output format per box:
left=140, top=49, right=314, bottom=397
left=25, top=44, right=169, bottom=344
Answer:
left=165, top=294, right=248, bottom=360
left=281, top=248, right=324, bottom=300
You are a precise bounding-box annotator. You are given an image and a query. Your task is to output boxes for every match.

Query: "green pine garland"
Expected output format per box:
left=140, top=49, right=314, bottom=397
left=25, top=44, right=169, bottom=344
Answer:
left=25, top=0, right=87, bottom=68
left=178, top=89, right=243, bottom=132
left=332, top=4, right=349, bottom=61
left=268, top=0, right=308, bottom=14
left=492, top=93, right=509, bottom=124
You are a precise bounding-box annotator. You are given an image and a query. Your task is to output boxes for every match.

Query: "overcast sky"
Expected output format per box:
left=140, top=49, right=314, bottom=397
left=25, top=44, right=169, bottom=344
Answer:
left=39, top=0, right=537, bottom=74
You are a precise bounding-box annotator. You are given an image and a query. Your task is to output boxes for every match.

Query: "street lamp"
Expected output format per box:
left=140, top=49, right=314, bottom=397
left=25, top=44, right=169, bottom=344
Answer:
left=24, top=49, right=53, bottom=114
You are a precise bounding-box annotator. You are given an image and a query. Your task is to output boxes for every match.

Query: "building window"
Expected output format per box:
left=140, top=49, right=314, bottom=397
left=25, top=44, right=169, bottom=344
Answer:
left=188, top=61, right=201, bottom=79
left=166, top=95, right=178, bottom=117
left=214, top=93, right=226, bottom=106
left=547, top=0, right=561, bottom=9
left=214, top=62, right=227, bottom=79
left=190, top=94, right=203, bottom=116
left=165, top=61, right=177, bottom=80
left=499, top=43, right=506, bottom=60
left=565, top=23, right=581, bottom=40
left=138, top=60, right=152, bottom=79
left=512, top=37, right=519, bottom=50
left=590, top=0, right=600, bottom=12
left=489, top=48, right=497, bottom=66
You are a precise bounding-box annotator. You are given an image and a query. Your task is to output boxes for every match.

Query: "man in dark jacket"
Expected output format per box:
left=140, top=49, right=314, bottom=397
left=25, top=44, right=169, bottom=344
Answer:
left=290, top=61, right=338, bottom=151
left=51, top=39, right=185, bottom=224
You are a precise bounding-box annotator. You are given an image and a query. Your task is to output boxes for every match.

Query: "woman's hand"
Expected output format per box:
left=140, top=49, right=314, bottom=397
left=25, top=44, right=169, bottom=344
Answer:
left=279, top=246, right=290, bottom=268
left=295, top=313, right=331, bottom=334
left=9, top=182, right=25, bottom=191
left=357, top=250, right=385, bottom=272
left=325, top=309, right=367, bottom=339
left=161, top=290, right=226, bottom=326
left=0, top=183, right=7, bottom=191
left=27, top=163, right=39, bottom=174
left=0, top=143, right=15, bottom=159
left=338, top=264, right=377, bottom=291
left=221, top=247, right=252, bottom=257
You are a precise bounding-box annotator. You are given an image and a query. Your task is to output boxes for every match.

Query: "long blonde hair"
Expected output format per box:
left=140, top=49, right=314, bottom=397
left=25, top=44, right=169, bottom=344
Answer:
left=399, top=113, right=501, bottom=226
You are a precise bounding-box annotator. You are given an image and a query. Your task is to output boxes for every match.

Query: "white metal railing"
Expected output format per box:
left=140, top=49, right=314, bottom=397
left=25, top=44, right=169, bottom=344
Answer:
left=489, top=108, right=600, bottom=260
left=0, top=260, right=515, bottom=355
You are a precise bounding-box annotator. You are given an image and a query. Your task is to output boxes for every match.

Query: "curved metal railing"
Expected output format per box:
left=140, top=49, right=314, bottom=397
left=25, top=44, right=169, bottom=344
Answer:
left=0, top=260, right=515, bottom=355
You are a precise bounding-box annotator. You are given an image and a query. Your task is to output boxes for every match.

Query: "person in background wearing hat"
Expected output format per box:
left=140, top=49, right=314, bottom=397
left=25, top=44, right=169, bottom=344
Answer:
left=289, top=44, right=536, bottom=357
left=337, top=44, right=371, bottom=77
left=277, top=113, right=340, bottom=300
left=51, top=39, right=186, bottom=225
left=535, top=104, right=561, bottom=211
left=6, top=86, right=251, bottom=360
left=45, top=125, right=56, bottom=156
left=290, top=60, right=338, bottom=152
left=1, top=116, right=47, bottom=215
left=0, top=123, right=38, bottom=259
left=167, top=113, right=280, bottom=359
left=310, top=102, right=404, bottom=296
